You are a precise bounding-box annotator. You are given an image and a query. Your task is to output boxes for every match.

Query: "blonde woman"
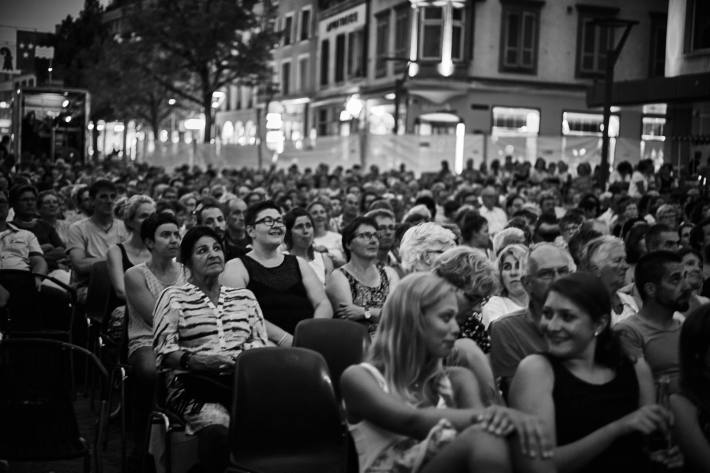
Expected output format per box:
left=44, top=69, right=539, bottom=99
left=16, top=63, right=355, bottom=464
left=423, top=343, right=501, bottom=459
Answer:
left=341, top=272, right=552, bottom=473
left=481, top=244, right=529, bottom=329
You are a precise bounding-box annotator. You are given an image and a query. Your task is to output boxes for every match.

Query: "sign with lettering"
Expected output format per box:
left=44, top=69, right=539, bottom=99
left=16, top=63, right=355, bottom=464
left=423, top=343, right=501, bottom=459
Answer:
left=318, top=3, right=367, bottom=37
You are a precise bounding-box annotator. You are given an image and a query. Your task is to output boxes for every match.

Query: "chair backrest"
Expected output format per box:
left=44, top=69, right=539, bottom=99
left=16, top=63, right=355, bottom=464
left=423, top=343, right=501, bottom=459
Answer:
left=0, top=270, right=75, bottom=337
left=230, top=347, right=345, bottom=457
left=86, top=260, right=116, bottom=325
left=293, top=318, right=369, bottom=400
left=0, top=338, right=108, bottom=460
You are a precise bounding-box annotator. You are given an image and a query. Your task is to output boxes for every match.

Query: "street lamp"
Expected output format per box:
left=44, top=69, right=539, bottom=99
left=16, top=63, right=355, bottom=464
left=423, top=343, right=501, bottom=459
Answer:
left=592, top=17, right=637, bottom=188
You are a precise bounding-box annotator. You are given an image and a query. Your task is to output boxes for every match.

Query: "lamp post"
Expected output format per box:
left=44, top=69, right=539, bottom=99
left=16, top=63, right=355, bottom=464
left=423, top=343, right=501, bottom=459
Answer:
left=255, top=81, right=279, bottom=171
left=593, top=18, right=637, bottom=189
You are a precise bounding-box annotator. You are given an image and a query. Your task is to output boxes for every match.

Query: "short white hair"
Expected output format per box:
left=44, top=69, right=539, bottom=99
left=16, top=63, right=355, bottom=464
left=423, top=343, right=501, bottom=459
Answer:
left=399, top=223, right=456, bottom=273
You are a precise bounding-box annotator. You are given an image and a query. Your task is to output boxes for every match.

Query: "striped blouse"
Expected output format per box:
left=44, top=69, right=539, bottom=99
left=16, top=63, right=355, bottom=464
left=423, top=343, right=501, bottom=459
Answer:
left=153, top=283, right=268, bottom=367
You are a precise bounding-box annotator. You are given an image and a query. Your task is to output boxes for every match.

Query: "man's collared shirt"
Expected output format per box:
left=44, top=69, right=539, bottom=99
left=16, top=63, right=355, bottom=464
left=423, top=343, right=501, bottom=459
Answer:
left=0, top=222, right=43, bottom=270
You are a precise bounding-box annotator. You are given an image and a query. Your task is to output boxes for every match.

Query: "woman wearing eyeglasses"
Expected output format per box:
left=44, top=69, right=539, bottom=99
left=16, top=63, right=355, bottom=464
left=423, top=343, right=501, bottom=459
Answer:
left=222, top=201, right=333, bottom=347
left=326, top=216, right=399, bottom=337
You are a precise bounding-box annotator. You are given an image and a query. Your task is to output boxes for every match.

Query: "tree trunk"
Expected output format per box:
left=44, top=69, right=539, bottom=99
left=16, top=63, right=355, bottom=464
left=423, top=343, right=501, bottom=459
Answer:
left=203, top=98, right=213, bottom=143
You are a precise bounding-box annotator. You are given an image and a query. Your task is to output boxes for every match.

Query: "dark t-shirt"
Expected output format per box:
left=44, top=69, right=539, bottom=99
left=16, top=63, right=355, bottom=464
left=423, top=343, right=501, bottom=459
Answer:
left=12, top=219, right=63, bottom=247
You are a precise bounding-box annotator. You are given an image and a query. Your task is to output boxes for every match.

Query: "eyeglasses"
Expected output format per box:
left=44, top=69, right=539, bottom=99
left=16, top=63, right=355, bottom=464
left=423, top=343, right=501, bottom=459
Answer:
left=254, top=216, right=284, bottom=227
left=355, top=232, right=378, bottom=241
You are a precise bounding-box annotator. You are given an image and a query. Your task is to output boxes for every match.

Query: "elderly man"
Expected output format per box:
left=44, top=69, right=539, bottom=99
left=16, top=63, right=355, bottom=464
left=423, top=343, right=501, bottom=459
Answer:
left=645, top=223, right=680, bottom=253
left=489, top=242, right=572, bottom=389
left=478, top=185, right=507, bottom=236
left=223, top=198, right=250, bottom=261
left=581, top=235, right=638, bottom=325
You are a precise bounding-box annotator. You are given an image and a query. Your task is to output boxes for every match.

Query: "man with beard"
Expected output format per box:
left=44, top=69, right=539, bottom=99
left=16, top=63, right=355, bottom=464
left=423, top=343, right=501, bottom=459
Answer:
left=195, top=198, right=227, bottom=239
left=615, top=251, right=690, bottom=393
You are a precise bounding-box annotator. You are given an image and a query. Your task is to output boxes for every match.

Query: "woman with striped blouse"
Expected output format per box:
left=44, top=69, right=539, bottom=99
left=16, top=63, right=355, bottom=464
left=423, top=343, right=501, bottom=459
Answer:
left=153, top=226, right=268, bottom=473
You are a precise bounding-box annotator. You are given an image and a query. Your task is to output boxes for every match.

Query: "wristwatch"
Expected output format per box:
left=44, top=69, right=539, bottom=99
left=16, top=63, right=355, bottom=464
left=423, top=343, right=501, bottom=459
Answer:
left=363, top=307, right=372, bottom=320
left=179, top=352, right=192, bottom=370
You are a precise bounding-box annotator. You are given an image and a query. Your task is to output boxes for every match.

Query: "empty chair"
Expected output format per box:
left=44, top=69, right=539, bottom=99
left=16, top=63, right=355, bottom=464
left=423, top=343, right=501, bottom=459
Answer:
left=0, top=338, right=109, bottom=473
left=0, top=269, right=76, bottom=341
left=293, top=318, right=369, bottom=400
left=228, top=347, right=347, bottom=473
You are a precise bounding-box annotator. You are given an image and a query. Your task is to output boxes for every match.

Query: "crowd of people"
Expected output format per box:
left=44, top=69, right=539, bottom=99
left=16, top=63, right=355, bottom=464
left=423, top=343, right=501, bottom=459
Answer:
left=1, top=148, right=710, bottom=473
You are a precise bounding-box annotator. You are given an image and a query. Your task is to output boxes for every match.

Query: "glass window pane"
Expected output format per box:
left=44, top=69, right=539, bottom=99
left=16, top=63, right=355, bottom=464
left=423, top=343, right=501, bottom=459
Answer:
left=422, top=25, right=442, bottom=58
left=523, top=13, right=534, bottom=48
left=424, top=7, right=442, bottom=19
left=452, top=25, right=462, bottom=60
left=507, top=12, right=519, bottom=49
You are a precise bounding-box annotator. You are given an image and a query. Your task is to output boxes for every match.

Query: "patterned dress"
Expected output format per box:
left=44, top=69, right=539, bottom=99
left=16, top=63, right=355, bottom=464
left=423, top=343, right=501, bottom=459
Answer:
left=153, top=283, right=268, bottom=434
left=336, top=265, right=391, bottom=336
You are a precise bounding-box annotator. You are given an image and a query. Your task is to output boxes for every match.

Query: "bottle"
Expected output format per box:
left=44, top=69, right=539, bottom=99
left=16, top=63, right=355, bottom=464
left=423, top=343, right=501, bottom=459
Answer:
left=644, top=376, right=683, bottom=472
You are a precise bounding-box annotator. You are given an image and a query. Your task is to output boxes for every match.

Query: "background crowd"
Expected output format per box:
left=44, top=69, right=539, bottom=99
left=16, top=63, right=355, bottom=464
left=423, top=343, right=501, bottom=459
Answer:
left=1, top=146, right=710, bottom=473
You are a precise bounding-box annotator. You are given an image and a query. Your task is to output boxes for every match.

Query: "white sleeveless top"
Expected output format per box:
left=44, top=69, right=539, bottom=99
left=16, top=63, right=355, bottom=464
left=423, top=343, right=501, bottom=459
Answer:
left=308, top=251, right=327, bottom=285
left=346, top=363, right=452, bottom=473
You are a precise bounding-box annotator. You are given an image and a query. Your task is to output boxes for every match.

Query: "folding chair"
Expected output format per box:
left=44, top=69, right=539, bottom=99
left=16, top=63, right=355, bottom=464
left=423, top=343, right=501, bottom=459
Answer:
left=0, top=269, right=76, bottom=342
left=293, top=318, right=370, bottom=401
left=0, top=338, right=109, bottom=473
left=227, top=347, right=348, bottom=473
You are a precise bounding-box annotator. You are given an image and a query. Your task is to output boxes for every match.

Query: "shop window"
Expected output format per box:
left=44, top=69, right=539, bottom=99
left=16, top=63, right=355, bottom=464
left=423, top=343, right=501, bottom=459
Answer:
left=492, top=106, right=540, bottom=136
left=562, top=111, right=619, bottom=136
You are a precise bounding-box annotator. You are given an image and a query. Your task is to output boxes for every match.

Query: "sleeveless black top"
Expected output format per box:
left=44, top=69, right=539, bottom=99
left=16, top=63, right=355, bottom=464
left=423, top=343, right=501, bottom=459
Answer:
left=241, top=254, right=313, bottom=333
left=545, top=354, right=650, bottom=473
left=117, top=243, right=135, bottom=271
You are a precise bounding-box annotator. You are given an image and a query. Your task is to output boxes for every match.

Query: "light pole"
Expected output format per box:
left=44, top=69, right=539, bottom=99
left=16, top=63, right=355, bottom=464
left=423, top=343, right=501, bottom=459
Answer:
left=593, top=18, right=637, bottom=189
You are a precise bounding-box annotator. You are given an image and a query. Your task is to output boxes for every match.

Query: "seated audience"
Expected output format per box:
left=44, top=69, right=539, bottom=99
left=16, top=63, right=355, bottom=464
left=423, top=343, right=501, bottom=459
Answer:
left=153, top=226, right=268, bottom=473
left=490, top=243, right=571, bottom=387
left=482, top=244, right=529, bottom=329
left=221, top=201, right=332, bottom=346
left=283, top=207, right=333, bottom=285
left=510, top=272, right=672, bottom=473
left=615, top=251, right=691, bottom=393
left=581, top=236, right=638, bottom=325
left=326, top=216, right=399, bottom=337
left=670, top=303, right=710, bottom=473
left=341, top=272, right=551, bottom=473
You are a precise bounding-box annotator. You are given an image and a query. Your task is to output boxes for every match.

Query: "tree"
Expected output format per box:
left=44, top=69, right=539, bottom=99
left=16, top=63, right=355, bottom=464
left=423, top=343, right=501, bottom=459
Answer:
left=88, top=37, right=191, bottom=142
left=127, top=0, right=279, bottom=142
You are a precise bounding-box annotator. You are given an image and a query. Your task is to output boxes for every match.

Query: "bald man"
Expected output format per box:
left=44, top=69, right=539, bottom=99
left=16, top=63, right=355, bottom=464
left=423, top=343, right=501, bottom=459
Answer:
left=490, top=243, right=572, bottom=389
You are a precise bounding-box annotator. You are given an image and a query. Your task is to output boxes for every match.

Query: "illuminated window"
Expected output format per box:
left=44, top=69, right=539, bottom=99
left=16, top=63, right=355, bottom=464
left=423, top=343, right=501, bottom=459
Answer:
left=492, top=107, right=540, bottom=136
left=642, top=117, right=665, bottom=141
left=562, top=111, right=619, bottom=137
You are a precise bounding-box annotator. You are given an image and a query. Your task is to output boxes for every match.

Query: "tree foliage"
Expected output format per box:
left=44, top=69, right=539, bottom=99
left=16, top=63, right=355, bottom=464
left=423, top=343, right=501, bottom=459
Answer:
left=126, top=0, right=279, bottom=142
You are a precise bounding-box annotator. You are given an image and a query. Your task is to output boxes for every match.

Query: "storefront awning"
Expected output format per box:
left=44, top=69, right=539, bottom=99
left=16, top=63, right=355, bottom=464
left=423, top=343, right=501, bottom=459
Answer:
left=586, top=72, right=710, bottom=107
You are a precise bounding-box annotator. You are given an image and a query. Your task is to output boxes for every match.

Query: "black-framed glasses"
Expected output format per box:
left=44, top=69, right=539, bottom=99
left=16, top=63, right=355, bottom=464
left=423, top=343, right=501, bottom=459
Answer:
left=254, top=216, right=284, bottom=227
left=355, top=231, right=378, bottom=241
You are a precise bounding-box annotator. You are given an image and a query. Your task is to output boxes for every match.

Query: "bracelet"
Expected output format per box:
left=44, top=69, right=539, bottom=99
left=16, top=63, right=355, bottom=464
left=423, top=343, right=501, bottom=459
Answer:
left=277, top=333, right=290, bottom=346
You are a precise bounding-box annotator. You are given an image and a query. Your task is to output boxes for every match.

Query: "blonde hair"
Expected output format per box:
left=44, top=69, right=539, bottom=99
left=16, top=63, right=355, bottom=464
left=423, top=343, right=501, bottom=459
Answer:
left=496, top=244, right=529, bottom=296
left=433, top=246, right=499, bottom=297
left=121, top=194, right=155, bottom=232
left=367, top=272, right=456, bottom=405
left=399, top=223, right=456, bottom=273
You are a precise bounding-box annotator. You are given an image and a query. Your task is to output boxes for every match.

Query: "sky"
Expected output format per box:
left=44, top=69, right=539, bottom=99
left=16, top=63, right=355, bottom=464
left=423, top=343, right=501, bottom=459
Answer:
left=0, top=0, right=88, bottom=34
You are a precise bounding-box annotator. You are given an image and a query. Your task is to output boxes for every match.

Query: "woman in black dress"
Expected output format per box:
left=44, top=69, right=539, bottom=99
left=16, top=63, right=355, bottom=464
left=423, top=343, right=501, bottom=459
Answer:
left=509, top=272, right=673, bottom=473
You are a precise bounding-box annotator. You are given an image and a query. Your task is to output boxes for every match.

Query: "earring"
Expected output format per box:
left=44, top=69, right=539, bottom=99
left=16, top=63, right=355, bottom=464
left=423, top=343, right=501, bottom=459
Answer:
left=593, top=330, right=600, bottom=337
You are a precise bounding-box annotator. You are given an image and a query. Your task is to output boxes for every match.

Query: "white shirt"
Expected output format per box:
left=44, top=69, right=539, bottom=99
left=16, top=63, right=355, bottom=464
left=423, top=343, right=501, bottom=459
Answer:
left=478, top=206, right=507, bottom=236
